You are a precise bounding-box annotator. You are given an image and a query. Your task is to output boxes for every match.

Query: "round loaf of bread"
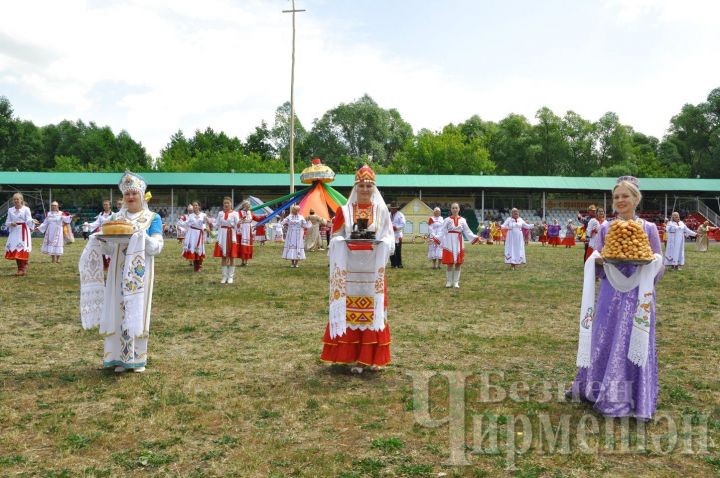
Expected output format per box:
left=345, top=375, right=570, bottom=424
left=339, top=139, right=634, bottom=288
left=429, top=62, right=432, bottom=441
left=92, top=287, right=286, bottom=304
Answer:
left=101, top=220, right=134, bottom=235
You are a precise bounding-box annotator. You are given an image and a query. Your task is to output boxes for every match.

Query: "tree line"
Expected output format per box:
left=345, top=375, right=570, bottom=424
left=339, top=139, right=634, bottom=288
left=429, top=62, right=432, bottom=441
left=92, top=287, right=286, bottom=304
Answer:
left=1, top=87, right=718, bottom=178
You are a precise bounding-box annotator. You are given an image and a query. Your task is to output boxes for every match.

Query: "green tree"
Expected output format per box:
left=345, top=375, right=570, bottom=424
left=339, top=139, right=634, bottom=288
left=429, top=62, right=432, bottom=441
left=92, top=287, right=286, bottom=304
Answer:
left=593, top=112, right=634, bottom=170
left=156, top=130, right=193, bottom=171
left=304, top=94, right=413, bottom=170
left=562, top=111, right=596, bottom=176
left=666, top=87, right=720, bottom=178
left=0, top=96, right=18, bottom=170
left=245, top=120, right=276, bottom=161
left=391, top=125, right=494, bottom=175
left=532, top=107, right=568, bottom=175
left=269, top=102, right=309, bottom=163
left=488, top=114, right=534, bottom=175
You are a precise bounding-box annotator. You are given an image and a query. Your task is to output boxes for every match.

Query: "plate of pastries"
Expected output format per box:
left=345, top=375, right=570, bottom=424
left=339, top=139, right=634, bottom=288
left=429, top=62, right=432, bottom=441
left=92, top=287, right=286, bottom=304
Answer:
left=601, top=219, right=655, bottom=265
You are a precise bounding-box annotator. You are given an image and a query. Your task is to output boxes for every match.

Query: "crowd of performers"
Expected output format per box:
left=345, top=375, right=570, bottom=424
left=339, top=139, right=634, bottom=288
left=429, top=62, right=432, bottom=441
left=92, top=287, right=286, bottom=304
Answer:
left=4, top=168, right=718, bottom=422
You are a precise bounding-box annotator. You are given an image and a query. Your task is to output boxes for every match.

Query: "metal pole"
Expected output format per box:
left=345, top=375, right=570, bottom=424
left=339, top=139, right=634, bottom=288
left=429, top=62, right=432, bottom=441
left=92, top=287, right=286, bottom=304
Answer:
left=171, top=188, right=174, bottom=221
left=232, top=188, right=235, bottom=206
left=481, top=190, right=485, bottom=222
left=283, top=1, right=306, bottom=194
left=110, top=188, right=113, bottom=205
left=49, top=188, right=52, bottom=207
left=664, top=193, right=667, bottom=219
left=604, top=192, right=607, bottom=213
left=542, top=191, right=546, bottom=222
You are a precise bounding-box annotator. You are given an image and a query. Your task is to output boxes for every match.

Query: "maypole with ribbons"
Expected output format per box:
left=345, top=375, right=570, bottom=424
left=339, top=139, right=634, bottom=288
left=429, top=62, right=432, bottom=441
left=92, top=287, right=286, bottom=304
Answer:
left=254, top=158, right=346, bottom=227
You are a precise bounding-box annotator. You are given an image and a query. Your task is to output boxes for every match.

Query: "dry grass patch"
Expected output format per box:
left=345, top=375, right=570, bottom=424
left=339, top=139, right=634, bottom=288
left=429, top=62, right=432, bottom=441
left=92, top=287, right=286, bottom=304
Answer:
left=0, top=239, right=718, bottom=477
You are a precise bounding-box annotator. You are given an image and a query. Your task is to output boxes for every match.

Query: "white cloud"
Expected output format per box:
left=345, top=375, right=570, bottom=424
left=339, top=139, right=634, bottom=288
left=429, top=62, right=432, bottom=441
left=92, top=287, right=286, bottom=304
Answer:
left=0, top=0, right=718, bottom=158
left=607, top=0, right=720, bottom=26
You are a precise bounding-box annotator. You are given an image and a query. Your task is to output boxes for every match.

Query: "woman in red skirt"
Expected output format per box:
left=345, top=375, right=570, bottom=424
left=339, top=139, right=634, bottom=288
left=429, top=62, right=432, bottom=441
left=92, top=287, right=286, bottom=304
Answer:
left=561, top=220, right=577, bottom=248
left=547, top=219, right=562, bottom=247
left=213, top=197, right=239, bottom=284
left=321, top=164, right=394, bottom=374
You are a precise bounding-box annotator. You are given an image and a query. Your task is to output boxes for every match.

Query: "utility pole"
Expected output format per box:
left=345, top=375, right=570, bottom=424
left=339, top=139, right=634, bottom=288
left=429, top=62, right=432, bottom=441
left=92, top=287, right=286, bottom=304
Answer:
left=283, top=0, right=305, bottom=193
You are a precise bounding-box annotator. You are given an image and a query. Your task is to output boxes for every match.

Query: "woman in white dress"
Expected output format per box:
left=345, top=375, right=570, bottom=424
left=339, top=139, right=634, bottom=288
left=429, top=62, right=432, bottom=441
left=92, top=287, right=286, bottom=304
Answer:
left=182, top=201, right=210, bottom=272
left=37, top=201, right=73, bottom=263
left=85, top=200, right=115, bottom=270
left=281, top=205, right=311, bottom=268
left=213, top=197, right=239, bottom=284
left=427, top=207, right=444, bottom=269
left=502, top=208, right=534, bottom=270
left=176, top=204, right=193, bottom=245
left=437, top=203, right=480, bottom=288
left=4, top=192, right=39, bottom=276
left=79, top=171, right=164, bottom=373
left=272, top=218, right=285, bottom=242
left=696, top=220, right=718, bottom=252
left=663, top=211, right=696, bottom=270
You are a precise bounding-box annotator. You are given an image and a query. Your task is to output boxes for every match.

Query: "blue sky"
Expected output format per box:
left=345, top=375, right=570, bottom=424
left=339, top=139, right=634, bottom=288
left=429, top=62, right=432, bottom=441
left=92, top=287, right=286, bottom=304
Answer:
left=1, top=0, right=719, bottom=158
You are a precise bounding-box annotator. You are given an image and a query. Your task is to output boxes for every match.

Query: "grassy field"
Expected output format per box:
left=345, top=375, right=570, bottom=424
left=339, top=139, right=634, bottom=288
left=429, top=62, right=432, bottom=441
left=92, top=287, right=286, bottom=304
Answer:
left=0, top=238, right=718, bottom=478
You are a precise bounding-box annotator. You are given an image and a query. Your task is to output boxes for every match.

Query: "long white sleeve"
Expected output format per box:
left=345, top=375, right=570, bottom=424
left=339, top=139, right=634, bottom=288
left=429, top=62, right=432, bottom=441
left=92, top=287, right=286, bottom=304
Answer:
left=460, top=218, right=479, bottom=243
left=145, top=234, right=164, bottom=256
left=38, top=217, right=49, bottom=233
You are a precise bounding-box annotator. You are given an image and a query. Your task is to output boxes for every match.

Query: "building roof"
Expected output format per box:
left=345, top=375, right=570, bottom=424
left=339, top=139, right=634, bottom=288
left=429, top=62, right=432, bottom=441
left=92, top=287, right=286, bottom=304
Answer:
left=1, top=171, right=718, bottom=192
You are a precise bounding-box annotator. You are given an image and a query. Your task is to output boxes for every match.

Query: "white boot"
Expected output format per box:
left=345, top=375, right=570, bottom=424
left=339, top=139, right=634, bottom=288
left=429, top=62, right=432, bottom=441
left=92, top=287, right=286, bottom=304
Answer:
left=227, top=266, right=235, bottom=284
left=453, top=269, right=461, bottom=288
left=445, top=271, right=452, bottom=288
left=220, top=266, right=228, bottom=284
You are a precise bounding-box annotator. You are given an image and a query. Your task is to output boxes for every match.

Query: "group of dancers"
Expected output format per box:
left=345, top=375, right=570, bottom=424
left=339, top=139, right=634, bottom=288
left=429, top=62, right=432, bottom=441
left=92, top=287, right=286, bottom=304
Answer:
left=3, top=167, right=715, bottom=421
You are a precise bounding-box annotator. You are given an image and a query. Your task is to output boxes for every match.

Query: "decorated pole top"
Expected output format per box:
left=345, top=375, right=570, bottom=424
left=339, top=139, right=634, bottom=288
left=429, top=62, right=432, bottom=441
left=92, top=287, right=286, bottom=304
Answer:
left=300, top=157, right=335, bottom=184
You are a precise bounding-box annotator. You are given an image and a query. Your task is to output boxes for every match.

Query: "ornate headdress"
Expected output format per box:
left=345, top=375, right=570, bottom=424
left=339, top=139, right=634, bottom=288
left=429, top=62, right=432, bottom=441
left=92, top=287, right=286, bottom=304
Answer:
left=616, top=175, right=639, bottom=188
left=119, top=170, right=147, bottom=195
left=355, top=164, right=376, bottom=184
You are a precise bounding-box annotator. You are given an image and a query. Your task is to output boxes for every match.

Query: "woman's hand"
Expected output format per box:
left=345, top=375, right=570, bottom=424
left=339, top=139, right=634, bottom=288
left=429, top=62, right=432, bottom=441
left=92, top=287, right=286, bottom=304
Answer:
left=595, top=257, right=604, bottom=266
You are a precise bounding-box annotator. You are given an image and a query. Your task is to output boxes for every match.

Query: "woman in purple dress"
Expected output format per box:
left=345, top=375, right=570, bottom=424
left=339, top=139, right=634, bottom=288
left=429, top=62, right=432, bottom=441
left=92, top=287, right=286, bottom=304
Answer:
left=568, top=176, right=664, bottom=420
left=547, top=220, right=562, bottom=247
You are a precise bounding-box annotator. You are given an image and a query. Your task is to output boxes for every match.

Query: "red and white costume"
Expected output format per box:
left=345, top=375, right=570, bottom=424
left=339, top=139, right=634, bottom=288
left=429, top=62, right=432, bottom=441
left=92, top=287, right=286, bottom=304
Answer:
left=87, top=211, right=113, bottom=233
left=213, top=210, right=239, bottom=258
left=321, top=170, right=395, bottom=367
left=176, top=214, right=188, bottom=243
left=438, top=216, right=480, bottom=265
left=237, top=209, right=264, bottom=260
left=255, top=223, right=267, bottom=243
left=561, top=223, right=576, bottom=246
left=38, top=210, right=72, bottom=255
left=182, top=212, right=207, bottom=261
left=5, top=205, right=34, bottom=262
left=427, top=215, right=444, bottom=260
left=585, top=217, right=606, bottom=260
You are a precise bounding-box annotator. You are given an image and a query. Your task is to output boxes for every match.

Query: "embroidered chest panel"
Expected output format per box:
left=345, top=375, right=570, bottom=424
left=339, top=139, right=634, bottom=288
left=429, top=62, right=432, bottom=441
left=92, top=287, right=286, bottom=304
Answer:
left=352, top=204, right=374, bottom=226
left=115, top=210, right=154, bottom=231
